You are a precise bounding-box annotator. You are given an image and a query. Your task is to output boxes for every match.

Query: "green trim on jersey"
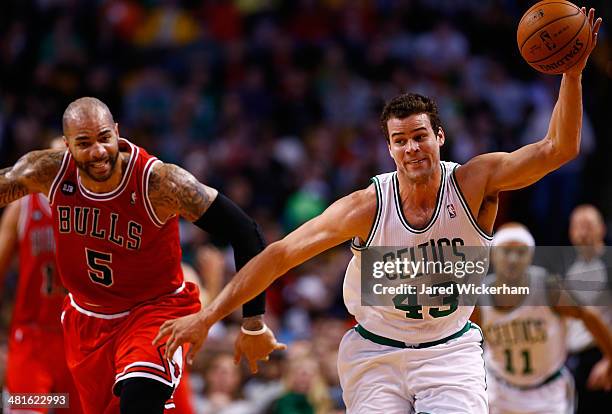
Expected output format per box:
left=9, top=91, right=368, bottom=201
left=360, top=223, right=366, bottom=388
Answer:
left=392, top=163, right=445, bottom=234
left=351, top=176, right=383, bottom=250
left=449, top=165, right=493, bottom=240
left=355, top=321, right=471, bottom=349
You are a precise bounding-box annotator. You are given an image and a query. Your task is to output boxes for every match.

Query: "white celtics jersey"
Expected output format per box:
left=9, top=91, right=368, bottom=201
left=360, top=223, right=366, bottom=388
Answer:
left=344, top=161, right=492, bottom=343
left=480, top=266, right=567, bottom=387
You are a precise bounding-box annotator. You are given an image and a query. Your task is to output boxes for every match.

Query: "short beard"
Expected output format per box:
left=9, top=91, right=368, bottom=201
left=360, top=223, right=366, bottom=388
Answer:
left=76, top=152, right=119, bottom=182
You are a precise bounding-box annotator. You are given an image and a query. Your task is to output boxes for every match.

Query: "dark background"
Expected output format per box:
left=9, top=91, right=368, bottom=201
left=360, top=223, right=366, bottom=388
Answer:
left=0, top=1, right=610, bottom=412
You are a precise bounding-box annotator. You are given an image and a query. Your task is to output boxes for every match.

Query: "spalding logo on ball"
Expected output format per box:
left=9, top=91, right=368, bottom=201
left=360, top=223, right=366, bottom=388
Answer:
left=517, top=0, right=591, bottom=74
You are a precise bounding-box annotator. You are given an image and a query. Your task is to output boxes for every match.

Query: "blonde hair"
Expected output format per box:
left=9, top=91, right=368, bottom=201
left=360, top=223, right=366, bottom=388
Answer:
left=284, top=355, right=333, bottom=414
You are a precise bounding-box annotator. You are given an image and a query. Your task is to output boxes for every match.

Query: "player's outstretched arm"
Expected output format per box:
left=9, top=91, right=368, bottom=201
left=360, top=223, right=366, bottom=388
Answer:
left=458, top=9, right=602, bottom=196
left=154, top=185, right=376, bottom=362
left=0, top=149, right=64, bottom=207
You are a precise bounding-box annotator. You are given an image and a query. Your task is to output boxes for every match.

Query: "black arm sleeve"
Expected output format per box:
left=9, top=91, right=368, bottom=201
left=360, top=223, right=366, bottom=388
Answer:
left=193, top=193, right=266, bottom=317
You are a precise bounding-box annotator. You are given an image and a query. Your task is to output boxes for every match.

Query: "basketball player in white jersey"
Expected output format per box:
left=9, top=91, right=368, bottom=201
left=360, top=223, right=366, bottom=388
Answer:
left=472, top=223, right=612, bottom=414
left=155, top=10, right=602, bottom=413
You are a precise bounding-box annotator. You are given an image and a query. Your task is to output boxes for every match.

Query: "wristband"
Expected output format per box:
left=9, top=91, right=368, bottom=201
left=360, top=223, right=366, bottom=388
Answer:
left=241, top=324, right=268, bottom=336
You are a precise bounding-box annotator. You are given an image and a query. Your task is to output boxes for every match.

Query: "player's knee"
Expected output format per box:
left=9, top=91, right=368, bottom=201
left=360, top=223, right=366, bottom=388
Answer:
left=119, top=377, right=173, bottom=414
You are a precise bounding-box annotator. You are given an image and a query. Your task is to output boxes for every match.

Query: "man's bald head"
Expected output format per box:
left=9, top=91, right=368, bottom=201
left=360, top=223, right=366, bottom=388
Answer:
left=62, top=97, right=115, bottom=135
left=570, top=204, right=606, bottom=247
left=61, top=97, right=121, bottom=183
left=571, top=204, right=604, bottom=227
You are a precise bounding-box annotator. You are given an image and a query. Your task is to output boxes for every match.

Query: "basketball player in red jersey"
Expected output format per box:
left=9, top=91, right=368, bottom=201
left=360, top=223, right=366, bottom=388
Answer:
left=0, top=97, right=285, bottom=414
left=0, top=191, right=83, bottom=413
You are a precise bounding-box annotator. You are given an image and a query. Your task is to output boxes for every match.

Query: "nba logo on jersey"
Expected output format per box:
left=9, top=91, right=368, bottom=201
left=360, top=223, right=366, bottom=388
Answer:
left=61, top=181, right=76, bottom=195
left=447, top=203, right=457, bottom=218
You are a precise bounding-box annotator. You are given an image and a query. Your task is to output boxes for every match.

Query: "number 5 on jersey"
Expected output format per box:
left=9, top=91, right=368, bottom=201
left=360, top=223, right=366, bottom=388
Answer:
left=86, top=248, right=114, bottom=286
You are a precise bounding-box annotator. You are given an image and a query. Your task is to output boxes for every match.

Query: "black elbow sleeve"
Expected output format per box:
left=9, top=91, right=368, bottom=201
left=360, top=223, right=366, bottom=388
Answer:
left=194, top=193, right=266, bottom=316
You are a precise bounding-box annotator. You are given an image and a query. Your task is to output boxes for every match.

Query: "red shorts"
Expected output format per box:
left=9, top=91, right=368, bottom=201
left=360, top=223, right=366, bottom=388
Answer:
left=61, top=282, right=200, bottom=414
left=4, top=325, right=83, bottom=414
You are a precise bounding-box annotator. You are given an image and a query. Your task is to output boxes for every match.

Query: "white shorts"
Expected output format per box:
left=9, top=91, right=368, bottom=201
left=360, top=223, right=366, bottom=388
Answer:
left=337, top=323, right=487, bottom=414
left=487, top=368, right=575, bottom=414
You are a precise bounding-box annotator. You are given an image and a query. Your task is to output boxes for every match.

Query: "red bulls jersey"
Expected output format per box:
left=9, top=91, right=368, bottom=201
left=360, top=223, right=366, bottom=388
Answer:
left=12, top=194, right=65, bottom=329
left=48, top=139, right=184, bottom=314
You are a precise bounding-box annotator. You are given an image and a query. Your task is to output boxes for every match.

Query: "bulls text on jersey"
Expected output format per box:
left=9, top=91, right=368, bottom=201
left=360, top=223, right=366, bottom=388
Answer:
left=56, top=206, right=143, bottom=250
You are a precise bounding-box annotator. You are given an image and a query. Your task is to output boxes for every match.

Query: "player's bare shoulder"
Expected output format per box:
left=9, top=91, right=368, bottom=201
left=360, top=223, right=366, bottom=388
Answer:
left=0, top=149, right=65, bottom=207
left=453, top=156, right=500, bottom=235
left=455, top=155, right=497, bottom=191
left=147, top=161, right=218, bottom=222
left=346, top=184, right=377, bottom=218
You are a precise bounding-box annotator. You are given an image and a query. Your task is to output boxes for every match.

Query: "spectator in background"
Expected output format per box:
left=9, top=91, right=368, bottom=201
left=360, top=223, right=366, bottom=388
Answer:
left=564, top=205, right=612, bottom=412
left=413, top=21, right=469, bottom=75
left=194, top=352, right=251, bottom=414
left=269, top=350, right=332, bottom=414
left=133, top=0, right=200, bottom=48
left=242, top=352, right=285, bottom=413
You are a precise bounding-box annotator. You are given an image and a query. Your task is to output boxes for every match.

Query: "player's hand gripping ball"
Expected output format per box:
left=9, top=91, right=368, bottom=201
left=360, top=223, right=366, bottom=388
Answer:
left=518, top=0, right=593, bottom=74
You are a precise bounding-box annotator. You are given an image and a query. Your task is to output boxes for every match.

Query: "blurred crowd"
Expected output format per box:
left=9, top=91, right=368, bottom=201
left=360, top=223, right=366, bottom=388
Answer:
left=0, top=0, right=611, bottom=413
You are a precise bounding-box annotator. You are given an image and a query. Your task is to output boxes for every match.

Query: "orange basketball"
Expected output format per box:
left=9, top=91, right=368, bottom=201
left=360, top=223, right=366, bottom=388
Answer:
left=517, top=0, right=591, bottom=74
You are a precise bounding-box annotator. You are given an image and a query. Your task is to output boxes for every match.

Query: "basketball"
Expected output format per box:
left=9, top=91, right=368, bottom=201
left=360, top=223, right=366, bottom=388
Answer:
left=517, top=0, right=591, bottom=74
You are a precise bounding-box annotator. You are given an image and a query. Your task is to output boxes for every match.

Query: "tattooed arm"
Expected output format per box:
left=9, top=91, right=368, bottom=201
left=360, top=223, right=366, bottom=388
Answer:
left=147, top=162, right=217, bottom=222
left=0, top=150, right=64, bottom=207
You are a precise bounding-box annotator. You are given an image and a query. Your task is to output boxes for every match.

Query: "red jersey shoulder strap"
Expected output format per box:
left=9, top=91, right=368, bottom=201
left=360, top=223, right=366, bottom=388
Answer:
left=48, top=150, right=71, bottom=205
